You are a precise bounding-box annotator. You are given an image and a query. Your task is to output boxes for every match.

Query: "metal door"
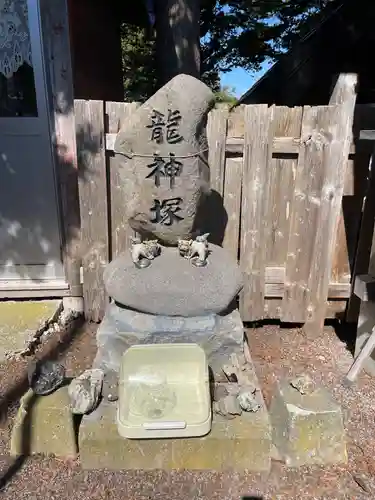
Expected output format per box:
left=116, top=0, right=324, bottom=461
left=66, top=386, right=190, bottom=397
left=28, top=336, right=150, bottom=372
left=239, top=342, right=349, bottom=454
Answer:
left=0, top=0, right=66, bottom=292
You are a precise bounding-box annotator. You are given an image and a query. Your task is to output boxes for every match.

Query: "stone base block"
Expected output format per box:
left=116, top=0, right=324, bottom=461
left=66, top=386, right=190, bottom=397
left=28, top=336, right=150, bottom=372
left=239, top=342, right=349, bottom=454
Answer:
left=10, top=386, right=77, bottom=458
left=93, top=303, right=244, bottom=380
left=270, top=380, right=347, bottom=467
left=79, top=400, right=271, bottom=471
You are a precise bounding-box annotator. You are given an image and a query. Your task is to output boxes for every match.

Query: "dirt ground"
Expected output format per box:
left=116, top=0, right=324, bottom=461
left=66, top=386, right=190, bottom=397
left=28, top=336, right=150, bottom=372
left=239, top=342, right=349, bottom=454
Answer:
left=0, top=319, right=374, bottom=499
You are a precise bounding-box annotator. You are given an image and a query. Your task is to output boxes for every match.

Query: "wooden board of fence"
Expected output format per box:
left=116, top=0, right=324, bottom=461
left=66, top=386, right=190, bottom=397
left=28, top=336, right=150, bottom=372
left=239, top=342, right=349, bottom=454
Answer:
left=75, top=99, right=359, bottom=330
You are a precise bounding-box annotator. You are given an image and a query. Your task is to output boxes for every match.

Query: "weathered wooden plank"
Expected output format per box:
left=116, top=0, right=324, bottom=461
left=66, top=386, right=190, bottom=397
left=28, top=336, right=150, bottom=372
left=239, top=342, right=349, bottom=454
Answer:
left=345, top=144, right=375, bottom=322
left=75, top=100, right=108, bottom=322
left=222, top=106, right=244, bottom=260
left=329, top=75, right=358, bottom=288
left=359, top=129, right=375, bottom=141
left=106, top=101, right=139, bottom=258
left=222, top=157, right=243, bottom=260
left=225, top=136, right=300, bottom=155
left=346, top=104, right=375, bottom=322
left=265, top=266, right=285, bottom=283
left=282, top=106, right=329, bottom=322
left=240, top=104, right=274, bottom=321
left=305, top=124, right=356, bottom=337
left=267, top=106, right=303, bottom=269
left=325, top=300, right=348, bottom=319
left=264, top=299, right=283, bottom=319
left=105, top=133, right=117, bottom=152
left=263, top=298, right=348, bottom=320
left=304, top=77, right=357, bottom=336
left=207, top=104, right=229, bottom=197
left=40, top=0, right=82, bottom=298
left=330, top=207, right=351, bottom=283
left=264, top=282, right=350, bottom=299
left=264, top=267, right=350, bottom=294
left=353, top=274, right=375, bottom=302
left=225, top=136, right=354, bottom=156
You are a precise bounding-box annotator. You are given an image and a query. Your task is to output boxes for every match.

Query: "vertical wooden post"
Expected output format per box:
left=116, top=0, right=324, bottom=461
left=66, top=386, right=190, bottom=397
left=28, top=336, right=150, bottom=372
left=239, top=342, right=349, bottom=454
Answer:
left=240, top=104, right=274, bottom=321
left=106, top=102, right=139, bottom=259
left=75, top=100, right=108, bottom=322
left=207, top=104, right=229, bottom=197
left=354, top=228, right=375, bottom=377
left=222, top=157, right=243, bottom=260
left=267, top=106, right=303, bottom=269
left=303, top=74, right=357, bottom=337
left=282, top=106, right=324, bottom=323
left=329, top=73, right=357, bottom=301
left=223, top=105, right=244, bottom=260
left=40, top=0, right=82, bottom=299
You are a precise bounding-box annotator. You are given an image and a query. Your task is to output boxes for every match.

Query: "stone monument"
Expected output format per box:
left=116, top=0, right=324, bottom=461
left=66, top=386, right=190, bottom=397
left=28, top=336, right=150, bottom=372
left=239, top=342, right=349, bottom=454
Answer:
left=78, top=74, right=272, bottom=471
left=93, top=73, right=245, bottom=384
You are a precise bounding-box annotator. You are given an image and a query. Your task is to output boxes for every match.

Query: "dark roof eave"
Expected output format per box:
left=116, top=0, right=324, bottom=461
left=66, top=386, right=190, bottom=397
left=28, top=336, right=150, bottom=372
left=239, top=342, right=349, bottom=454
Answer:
left=237, top=0, right=346, bottom=105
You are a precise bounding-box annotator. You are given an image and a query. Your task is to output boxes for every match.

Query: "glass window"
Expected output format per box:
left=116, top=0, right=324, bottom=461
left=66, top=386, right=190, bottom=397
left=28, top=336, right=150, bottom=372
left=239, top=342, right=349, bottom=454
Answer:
left=0, top=0, right=37, bottom=116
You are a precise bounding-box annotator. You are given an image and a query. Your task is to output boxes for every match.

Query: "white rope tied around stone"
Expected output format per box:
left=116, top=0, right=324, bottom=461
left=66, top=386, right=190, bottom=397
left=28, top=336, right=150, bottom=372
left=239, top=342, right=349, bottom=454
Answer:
left=113, top=148, right=209, bottom=159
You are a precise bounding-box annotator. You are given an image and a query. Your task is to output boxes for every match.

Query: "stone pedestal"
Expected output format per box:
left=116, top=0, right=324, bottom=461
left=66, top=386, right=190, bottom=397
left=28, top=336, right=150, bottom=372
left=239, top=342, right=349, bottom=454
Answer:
left=10, top=386, right=77, bottom=458
left=269, top=379, right=347, bottom=467
left=94, top=302, right=244, bottom=380
left=79, top=396, right=271, bottom=472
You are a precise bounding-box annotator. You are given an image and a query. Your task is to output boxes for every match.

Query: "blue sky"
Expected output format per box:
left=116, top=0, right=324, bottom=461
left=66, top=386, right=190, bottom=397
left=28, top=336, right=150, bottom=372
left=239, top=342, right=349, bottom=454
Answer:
left=220, top=60, right=274, bottom=98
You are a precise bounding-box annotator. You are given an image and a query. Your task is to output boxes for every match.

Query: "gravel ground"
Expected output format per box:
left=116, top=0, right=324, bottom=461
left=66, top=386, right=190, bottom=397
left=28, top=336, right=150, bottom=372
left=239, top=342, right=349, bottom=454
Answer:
left=0, top=320, right=374, bottom=499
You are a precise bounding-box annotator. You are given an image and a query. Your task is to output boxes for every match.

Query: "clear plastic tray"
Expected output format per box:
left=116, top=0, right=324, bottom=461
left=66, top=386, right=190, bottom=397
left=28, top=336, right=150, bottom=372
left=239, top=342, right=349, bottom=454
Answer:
left=117, top=343, right=212, bottom=439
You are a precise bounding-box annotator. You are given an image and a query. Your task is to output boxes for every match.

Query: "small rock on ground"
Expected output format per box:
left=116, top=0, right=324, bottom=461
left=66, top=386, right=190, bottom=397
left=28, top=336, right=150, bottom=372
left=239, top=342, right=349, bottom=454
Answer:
left=68, top=369, right=103, bottom=414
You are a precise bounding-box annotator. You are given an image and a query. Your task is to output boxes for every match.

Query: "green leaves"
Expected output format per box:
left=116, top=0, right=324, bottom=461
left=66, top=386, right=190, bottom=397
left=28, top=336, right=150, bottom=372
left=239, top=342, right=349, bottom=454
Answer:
left=200, top=0, right=329, bottom=78
left=121, top=23, right=158, bottom=102
left=121, top=1, right=329, bottom=101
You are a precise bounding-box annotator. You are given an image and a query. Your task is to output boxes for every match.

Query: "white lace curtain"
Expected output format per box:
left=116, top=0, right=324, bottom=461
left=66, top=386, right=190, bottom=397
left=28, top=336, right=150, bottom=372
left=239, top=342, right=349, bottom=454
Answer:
left=0, top=0, right=32, bottom=79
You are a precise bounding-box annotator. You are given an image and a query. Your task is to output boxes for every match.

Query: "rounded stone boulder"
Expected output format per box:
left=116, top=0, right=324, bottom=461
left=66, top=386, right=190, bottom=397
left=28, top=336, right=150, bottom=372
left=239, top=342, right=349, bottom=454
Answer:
left=103, top=244, right=243, bottom=317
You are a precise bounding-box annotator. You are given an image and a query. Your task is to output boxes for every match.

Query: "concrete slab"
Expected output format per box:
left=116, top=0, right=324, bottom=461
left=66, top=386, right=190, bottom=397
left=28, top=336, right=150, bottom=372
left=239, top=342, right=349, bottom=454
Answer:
left=0, top=299, right=61, bottom=361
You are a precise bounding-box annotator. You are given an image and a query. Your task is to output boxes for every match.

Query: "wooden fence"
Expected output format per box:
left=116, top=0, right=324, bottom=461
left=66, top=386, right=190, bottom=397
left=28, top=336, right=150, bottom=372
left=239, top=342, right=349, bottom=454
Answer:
left=75, top=96, right=367, bottom=335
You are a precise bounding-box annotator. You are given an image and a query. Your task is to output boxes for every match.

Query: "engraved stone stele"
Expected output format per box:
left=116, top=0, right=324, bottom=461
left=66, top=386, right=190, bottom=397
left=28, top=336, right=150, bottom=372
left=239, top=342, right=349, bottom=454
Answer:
left=114, top=73, right=214, bottom=246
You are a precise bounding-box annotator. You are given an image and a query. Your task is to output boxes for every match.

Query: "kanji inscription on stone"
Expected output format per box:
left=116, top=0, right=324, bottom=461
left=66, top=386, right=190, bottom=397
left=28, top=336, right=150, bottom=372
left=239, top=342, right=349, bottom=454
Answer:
left=166, top=109, right=183, bottom=144
left=164, top=153, right=182, bottom=188
left=150, top=198, right=184, bottom=226
left=147, top=110, right=165, bottom=144
left=146, top=109, right=183, bottom=144
left=146, top=152, right=183, bottom=188
left=146, top=153, right=165, bottom=187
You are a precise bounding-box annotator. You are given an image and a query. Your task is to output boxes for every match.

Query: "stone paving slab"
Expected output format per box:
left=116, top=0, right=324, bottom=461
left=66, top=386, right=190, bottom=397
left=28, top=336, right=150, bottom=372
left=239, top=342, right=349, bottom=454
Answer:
left=0, top=299, right=61, bottom=361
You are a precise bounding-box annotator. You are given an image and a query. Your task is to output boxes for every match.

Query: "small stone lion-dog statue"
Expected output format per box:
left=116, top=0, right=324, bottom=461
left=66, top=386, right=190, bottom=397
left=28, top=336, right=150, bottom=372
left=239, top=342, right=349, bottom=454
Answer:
left=177, top=233, right=210, bottom=267
left=130, top=237, right=161, bottom=269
